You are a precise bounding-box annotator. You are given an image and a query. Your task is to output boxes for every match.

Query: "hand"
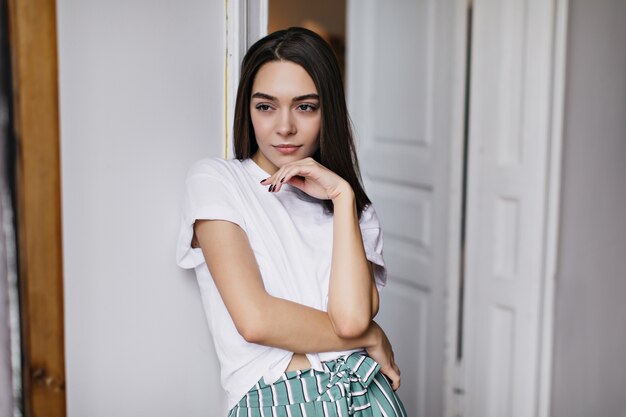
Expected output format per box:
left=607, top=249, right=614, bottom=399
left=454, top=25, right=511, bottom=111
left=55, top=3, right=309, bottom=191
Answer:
left=364, top=321, right=401, bottom=390
left=260, top=157, right=352, bottom=201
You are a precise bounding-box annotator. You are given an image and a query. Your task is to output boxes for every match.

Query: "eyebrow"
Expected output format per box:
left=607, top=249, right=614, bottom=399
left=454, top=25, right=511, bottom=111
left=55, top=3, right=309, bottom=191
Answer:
left=251, top=92, right=319, bottom=102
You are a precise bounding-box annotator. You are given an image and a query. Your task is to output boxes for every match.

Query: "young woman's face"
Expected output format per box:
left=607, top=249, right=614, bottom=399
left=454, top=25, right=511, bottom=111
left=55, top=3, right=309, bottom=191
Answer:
left=250, top=60, right=321, bottom=175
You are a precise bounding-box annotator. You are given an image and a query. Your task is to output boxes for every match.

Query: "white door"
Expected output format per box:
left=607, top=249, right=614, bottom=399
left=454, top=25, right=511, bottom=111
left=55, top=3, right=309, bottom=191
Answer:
left=462, top=1, right=561, bottom=416
left=347, top=1, right=465, bottom=416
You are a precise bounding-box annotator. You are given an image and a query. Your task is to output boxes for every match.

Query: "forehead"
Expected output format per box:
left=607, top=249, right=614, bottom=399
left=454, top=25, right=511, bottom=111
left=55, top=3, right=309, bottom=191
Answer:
left=251, top=61, right=318, bottom=97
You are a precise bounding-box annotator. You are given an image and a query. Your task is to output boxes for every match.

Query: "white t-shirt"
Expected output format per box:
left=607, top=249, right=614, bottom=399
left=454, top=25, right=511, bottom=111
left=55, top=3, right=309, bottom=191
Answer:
left=176, top=157, right=387, bottom=409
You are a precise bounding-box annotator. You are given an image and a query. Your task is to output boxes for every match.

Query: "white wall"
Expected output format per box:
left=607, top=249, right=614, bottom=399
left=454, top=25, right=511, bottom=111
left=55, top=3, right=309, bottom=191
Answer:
left=551, top=1, right=626, bottom=416
left=57, top=1, right=227, bottom=415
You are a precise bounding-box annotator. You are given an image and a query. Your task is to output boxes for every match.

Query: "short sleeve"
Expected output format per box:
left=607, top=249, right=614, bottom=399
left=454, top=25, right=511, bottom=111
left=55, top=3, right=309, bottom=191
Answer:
left=359, top=203, right=387, bottom=290
left=176, top=160, right=247, bottom=269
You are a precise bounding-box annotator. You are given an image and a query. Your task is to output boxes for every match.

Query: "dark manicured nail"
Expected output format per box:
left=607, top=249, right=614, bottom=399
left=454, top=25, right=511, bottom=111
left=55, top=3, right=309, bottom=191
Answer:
left=280, top=177, right=285, bottom=183
left=260, top=178, right=268, bottom=183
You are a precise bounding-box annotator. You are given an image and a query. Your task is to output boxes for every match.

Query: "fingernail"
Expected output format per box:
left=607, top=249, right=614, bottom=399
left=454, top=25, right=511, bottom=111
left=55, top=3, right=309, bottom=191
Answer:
left=280, top=177, right=285, bottom=183
left=260, top=178, right=268, bottom=183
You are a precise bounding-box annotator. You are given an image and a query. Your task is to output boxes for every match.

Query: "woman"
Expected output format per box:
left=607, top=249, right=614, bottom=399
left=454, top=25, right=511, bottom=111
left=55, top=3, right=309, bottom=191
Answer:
left=177, top=27, right=406, bottom=417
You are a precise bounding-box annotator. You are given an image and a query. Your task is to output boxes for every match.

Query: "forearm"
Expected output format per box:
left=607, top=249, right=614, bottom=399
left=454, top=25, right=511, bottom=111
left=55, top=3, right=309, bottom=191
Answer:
left=247, top=293, right=400, bottom=391
left=247, top=293, right=376, bottom=353
left=327, top=191, right=375, bottom=337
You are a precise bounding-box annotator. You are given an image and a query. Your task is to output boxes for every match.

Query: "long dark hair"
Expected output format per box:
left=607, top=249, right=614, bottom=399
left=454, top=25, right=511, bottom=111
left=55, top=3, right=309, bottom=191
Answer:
left=233, top=27, right=371, bottom=218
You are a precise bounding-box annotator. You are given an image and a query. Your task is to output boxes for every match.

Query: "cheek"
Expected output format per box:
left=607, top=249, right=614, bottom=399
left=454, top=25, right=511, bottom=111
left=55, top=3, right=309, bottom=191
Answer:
left=301, top=120, right=321, bottom=155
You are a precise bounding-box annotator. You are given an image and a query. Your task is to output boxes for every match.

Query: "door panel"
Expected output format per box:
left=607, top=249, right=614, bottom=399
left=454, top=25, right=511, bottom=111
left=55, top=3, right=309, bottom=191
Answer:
left=380, top=280, right=429, bottom=415
left=463, top=1, right=557, bottom=416
left=347, top=1, right=461, bottom=416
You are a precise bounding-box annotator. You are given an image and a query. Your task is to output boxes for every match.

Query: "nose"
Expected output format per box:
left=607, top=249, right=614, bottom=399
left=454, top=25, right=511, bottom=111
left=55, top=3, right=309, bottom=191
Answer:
left=276, top=109, right=296, bottom=136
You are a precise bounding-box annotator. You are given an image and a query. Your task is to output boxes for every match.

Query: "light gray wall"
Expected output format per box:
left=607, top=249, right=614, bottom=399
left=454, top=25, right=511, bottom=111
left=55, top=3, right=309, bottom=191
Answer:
left=57, top=1, right=227, bottom=415
left=551, top=1, right=626, bottom=417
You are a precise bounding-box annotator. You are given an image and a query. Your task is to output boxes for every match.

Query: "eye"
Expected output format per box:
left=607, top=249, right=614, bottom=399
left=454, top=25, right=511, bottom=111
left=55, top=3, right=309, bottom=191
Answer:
left=255, top=104, right=272, bottom=112
left=297, top=103, right=318, bottom=112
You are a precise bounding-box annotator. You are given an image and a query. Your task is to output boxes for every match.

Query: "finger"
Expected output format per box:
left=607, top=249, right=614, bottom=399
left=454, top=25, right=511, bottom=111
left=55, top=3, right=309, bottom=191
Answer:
left=260, top=175, right=279, bottom=191
left=279, top=165, right=311, bottom=191
left=286, top=175, right=306, bottom=190
left=268, top=165, right=290, bottom=193
left=269, top=159, right=321, bottom=192
left=274, top=165, right=298, bottom=192
left=269, top=174, right=282, bottom=193
left=390, top=373, right=400, bottom=391
left=270, top=161, right=309, bottom=192
left=381, top=365, right=400, bottom=391
left=391, top=376, right=400, bottom=391
left=283, top=162, right=315, bottom=182
left=387, top=368, right=401, bottom=391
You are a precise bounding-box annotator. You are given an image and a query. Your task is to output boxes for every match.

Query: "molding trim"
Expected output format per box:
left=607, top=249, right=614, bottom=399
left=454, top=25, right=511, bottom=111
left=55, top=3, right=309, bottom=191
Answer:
left=538, top=0, right=569, bottom=415
left=225, top=0, right=267, bottom=158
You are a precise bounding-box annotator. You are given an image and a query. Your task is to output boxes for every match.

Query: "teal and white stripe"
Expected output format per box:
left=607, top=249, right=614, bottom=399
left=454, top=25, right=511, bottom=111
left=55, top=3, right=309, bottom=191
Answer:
left=228, top=352, right=407, bottom=417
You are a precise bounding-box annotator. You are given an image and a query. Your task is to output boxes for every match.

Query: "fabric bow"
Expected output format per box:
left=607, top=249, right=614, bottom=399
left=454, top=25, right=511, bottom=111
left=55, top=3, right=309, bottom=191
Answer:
left=316, top=353, right=381, bottom=415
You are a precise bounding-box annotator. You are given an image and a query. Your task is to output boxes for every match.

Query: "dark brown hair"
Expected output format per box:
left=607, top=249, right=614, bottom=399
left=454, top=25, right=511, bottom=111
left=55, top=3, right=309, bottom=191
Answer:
left=233, top=27, right=371, bottom=218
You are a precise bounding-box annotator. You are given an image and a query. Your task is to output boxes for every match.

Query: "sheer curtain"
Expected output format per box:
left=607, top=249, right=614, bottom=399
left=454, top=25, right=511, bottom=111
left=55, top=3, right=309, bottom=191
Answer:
left=1, top=1, right=21, bottom=413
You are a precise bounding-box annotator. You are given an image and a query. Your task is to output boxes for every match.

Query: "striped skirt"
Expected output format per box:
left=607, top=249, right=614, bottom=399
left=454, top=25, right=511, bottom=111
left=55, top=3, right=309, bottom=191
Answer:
left=227, top=352, right=407, bottom=417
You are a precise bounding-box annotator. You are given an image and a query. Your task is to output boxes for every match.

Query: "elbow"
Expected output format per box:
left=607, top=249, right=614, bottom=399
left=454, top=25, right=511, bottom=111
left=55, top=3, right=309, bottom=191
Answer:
left=330, top=313, right=371, bottom=339
left=235, top=305, right=268, bottom=344
left=238, top=319, right=265, bottom=343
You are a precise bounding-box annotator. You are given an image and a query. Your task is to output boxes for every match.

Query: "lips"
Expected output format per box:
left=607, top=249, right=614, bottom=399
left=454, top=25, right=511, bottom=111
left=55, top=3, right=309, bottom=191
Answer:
left=274, top=144, right=301, bottom=155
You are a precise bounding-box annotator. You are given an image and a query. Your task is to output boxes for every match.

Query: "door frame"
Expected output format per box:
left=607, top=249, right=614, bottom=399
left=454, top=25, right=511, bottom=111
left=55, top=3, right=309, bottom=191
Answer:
left=225, top=0, right=268, bottom=157
left=536, top=0, right=568, bottom=415
left=7, top=0, right=66, bottom=416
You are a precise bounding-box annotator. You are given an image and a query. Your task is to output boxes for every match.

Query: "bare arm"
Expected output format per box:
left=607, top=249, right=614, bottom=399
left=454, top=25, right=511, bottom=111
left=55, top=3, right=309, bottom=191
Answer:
left=194, top=217, right=399, bottom=389
left=263, top=157, right=380, bottom=338
left=194, top=218, right=375, bottom=353
left=328, top=190, right=379, bottom=337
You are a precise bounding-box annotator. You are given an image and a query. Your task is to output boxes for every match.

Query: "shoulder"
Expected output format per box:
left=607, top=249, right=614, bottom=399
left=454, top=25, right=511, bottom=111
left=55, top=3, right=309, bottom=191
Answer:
left=186, top=157, right=243, bottom=179
left=181, top=158, right=248, bottom=217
